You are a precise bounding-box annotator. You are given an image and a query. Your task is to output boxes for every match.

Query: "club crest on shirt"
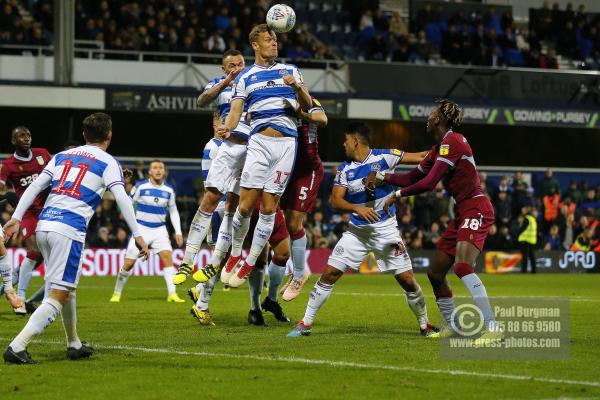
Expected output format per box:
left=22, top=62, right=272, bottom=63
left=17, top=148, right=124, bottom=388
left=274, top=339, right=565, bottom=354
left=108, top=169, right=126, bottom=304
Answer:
left=347, top=170, right=355, bottom=180
left=440, top=144, right=450, bottom=156
left=36, top=156, right=45, bottom=165
left=250, top=75, right=257, bottom=81
left=279, top=69, right=288, bottom=76
left=370, top=163, right=381, bottom=171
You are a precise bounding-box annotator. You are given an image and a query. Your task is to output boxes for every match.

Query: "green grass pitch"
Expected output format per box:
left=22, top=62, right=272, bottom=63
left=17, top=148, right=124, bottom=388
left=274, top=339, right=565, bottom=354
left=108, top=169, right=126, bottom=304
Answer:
left=1, top=273, right=599, bottom=399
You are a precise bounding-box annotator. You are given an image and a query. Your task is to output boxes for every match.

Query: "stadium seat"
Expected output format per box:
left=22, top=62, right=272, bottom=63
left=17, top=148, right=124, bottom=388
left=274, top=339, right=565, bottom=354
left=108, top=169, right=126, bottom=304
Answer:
left=505, top=48, right=524, bottom=66
left=425, top=23, right=442, bottom=47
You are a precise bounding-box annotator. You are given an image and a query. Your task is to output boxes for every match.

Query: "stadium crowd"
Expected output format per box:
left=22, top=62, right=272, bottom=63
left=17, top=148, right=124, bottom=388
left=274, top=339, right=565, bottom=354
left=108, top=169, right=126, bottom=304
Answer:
left=2, top=160, right=597, bottom=253
left=2, top=1, right=600, bottom=69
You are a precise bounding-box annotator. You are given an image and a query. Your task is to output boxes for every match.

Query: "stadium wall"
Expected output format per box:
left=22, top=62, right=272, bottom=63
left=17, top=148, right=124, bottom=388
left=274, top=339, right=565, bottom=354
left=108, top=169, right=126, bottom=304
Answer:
left=7, top=248, right=599, bottom=276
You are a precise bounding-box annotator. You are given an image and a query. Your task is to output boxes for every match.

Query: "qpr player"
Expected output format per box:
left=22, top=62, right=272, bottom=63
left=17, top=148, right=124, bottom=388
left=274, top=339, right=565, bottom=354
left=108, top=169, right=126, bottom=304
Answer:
left=2, top=113, right=148, bottom=364
left=288, top=123, right=438, bottom=338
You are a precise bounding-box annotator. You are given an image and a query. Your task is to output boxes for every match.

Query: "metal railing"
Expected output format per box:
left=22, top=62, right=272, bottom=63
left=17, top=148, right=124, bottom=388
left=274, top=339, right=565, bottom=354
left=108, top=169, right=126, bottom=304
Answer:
left=0, top=42, right=354, bottom=92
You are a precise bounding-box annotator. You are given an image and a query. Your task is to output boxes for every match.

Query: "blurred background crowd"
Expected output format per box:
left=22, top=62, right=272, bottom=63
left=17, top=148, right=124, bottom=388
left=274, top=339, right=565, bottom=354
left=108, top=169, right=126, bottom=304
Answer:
left=2, top=0, right=600, bottom=69
left=1, top=160, right=598, bottom=254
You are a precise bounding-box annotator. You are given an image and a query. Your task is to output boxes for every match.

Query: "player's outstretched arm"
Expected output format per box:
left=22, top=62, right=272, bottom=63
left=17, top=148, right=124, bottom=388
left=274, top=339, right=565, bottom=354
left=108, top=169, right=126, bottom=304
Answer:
left=299, top=108, right=328, bottom=127
left=111, top=184, right=149, bottom=259
left=212, top=111, right=221, bottom=133
left=3, top=172, right=52, bottom=242
left=168, top=195, right=183, bottom=247
left=283, top=73, right=312, bottom=110
left=330, top=186, right=380, bottom=223
left=197, top=68, right=243, bottom=107
left=217, top=98, right=244, bottom=139
left=401, top=151, right=428, bottom=164
left=390, top=160, right=451, bottom=200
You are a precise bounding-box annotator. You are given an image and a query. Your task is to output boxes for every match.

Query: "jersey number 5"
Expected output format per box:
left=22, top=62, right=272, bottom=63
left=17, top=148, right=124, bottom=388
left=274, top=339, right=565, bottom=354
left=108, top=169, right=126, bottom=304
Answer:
left=52, top=160, right=90, bottom=199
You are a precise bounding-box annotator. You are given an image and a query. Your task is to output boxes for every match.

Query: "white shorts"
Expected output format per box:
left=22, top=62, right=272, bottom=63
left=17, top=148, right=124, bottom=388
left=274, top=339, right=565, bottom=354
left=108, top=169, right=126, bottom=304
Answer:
left=125, top=226, right=172, bottom=259
left=205, top=141, right=247, bottom=196
left=328, top=219, right=412, bottom=274
left=36, top=231, right=84, bottom=289
left=240, top=134, right=297, bottom=195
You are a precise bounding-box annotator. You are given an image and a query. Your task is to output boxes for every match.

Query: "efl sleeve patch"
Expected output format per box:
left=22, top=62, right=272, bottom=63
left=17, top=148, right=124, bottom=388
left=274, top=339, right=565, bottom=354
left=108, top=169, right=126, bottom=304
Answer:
left=439, top=144, right=450, bottom=156
left=392, top=149, right=403, bottom=156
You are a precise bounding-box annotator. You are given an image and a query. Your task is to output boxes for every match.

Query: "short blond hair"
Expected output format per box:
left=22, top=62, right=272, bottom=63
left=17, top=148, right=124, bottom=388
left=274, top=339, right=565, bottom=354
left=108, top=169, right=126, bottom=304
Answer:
left=249, top=23, right=275, bottom=44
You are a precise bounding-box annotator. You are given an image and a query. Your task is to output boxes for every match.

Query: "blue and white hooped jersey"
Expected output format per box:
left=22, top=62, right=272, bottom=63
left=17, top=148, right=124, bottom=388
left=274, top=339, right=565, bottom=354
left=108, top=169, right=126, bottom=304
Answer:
left=37, top=145, right=125, bottom=242
left=232, top=62, right=303, bottom=138
left=201, top=138, right=222, bottom=181
left=203, top=76, right=251, bottom=140
left=131, top=180, right=177, bottom=229
left=335, top=149, right=405, bottom=228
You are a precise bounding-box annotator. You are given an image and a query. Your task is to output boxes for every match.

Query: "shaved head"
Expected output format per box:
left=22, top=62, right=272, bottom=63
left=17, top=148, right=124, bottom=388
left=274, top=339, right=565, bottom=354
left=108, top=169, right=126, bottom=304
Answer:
left=11, top=126, right=30, bottom=139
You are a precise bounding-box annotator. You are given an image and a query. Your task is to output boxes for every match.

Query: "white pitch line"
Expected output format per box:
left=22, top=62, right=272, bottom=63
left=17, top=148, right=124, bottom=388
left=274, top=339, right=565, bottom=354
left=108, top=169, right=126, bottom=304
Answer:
left=76, top=285, right=600, bottom=302
left=4, top=337, right=599, bottom=389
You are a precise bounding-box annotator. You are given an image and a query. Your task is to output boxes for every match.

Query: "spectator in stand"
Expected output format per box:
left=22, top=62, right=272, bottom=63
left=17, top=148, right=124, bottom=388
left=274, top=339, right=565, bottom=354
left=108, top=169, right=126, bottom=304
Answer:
left=495, top=189, right=513, bottom=228
left=516, top=205, right=538, bottom=273
left=542, top=187, right=561, bottom=231
left=571, top=227, right=595, bottom=251
left=538, top=168, right=560, bottom=197
left=414, top=30, right=433, bottom=62
left=485, top=223, right=511, bottom=250
left=424, top=221, right=440, bottom=249
left=430, top=183, right=449, bottom=223
left=207, top=30, right=226, bottom=53
left=543, top=224, right=564, bottom=250
left=540, top=48, right=559, bottom=69
left=493, top=176, right=513, bottom=200
left=114, top=226, right=130, bottom=248
left=91, top=227, right=116, bottom=248
left=388, top=11, right=408, bottom=38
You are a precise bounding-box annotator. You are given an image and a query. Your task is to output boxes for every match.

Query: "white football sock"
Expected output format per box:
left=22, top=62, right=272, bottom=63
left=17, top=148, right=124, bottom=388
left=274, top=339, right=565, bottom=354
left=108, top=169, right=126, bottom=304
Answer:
left=196, top=274, right=218, bottom=311
left=210, top=212, right=234, bottom=266
left=183, top=209, right=213, bottom=264
left=302, top=280, right=334, bottom=326
left=460, top=273, right=496, bottom=330
left=163, top=267, right=177, bottom=295
left=112, top=268, right=131, bottom=295
left=245, top=212, right=275, bottom=266
left=230, top=209, right=251, bottom=258
left=248, top=267, right=264, bottom=311
left=0, top=253, right=12, bottom=292
left=405, top=286, right=429, bottom=329
left=61, top=292, right=81, bottom=349
left=291, top=233, right=308, bottom=279
left=436, top=297, right=456, bottom=326
left=17, top=257, right=37, bottom=299
left=267, top=261, right=285, bottom=301
left=10, top=297, right=62, bottom=352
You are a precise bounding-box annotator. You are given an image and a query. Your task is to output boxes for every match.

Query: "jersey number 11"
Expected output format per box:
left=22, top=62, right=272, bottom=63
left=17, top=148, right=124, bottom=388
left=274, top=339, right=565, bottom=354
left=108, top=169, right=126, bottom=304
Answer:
left=52, top=160, right=90, bottom=199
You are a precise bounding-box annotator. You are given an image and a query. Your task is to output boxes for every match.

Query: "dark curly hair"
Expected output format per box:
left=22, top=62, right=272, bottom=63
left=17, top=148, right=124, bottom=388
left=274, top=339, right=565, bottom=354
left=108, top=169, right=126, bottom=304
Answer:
left=435, top=99, right=463, bottom=129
